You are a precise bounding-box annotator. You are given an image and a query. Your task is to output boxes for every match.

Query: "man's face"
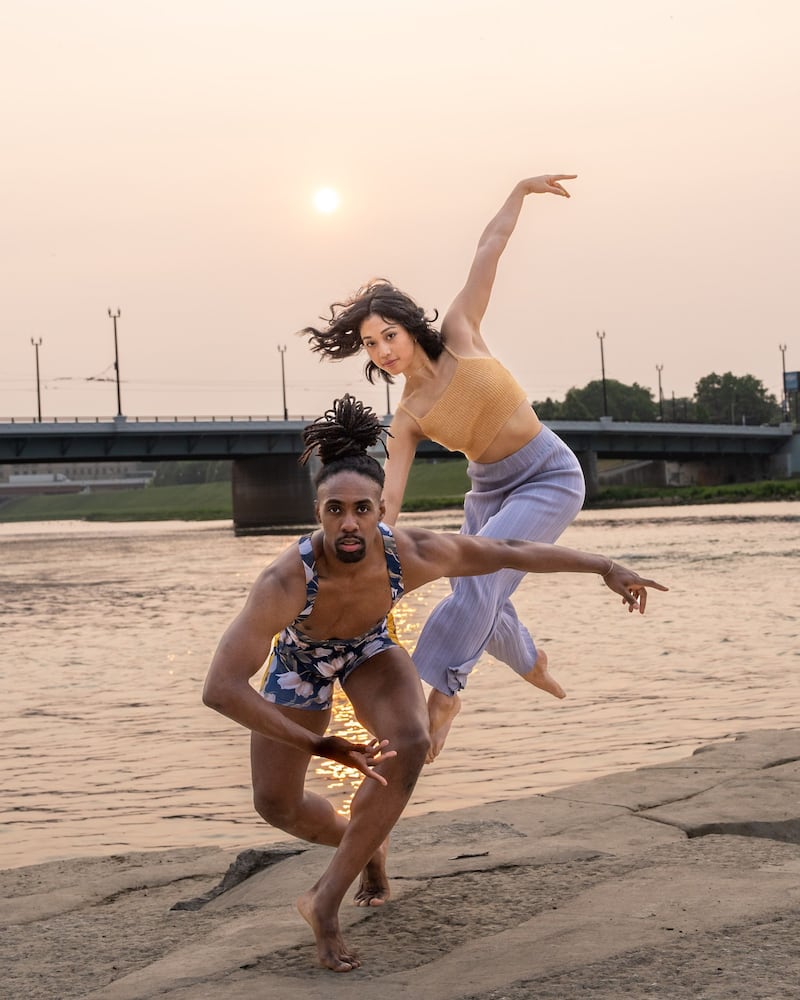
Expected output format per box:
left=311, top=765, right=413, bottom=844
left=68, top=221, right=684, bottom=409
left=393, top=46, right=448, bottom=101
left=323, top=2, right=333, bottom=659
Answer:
left=315, top=470, right=385, bottom=564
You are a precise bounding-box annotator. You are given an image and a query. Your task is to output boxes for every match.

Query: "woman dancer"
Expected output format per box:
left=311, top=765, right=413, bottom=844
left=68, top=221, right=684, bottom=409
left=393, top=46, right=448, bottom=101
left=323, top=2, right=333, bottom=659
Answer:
left=304, top=174, right=585, bottom=759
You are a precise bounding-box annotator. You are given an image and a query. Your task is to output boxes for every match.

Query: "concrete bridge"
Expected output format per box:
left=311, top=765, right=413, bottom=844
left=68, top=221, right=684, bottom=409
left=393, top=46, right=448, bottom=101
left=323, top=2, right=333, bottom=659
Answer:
left=1, top=416, right=796, bottom=532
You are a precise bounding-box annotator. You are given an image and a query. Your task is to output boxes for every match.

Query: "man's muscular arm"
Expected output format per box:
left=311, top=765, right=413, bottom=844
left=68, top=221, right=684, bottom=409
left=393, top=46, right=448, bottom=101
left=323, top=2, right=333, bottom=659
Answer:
left=203, top=548, right=395, bottom=783
left=397, top=528, right=668, bottom=614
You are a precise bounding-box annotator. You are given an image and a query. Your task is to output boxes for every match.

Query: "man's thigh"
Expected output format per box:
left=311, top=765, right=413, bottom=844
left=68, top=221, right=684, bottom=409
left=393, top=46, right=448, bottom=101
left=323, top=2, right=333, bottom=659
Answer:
left=343, top=646, right=428, bottom=742
left=250, top=703, right=331, bottom=803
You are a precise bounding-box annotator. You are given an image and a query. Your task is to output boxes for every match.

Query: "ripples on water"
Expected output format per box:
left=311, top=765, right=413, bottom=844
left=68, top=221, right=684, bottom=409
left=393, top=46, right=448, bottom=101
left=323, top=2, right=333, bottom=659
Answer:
left=1, top=502, right=799, bottom=869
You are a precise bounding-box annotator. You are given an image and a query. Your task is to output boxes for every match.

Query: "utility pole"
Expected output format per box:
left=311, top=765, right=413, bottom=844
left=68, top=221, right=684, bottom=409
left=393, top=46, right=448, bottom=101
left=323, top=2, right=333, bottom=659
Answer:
left=108, top=308, right=123, bottom=417
left=596, top=330, right=608, bottom=417
left=779, top=343, right=788, bottom=420
left=385, top=381, right=391, bottom=421
left=277, top=345, right=288, bottom=420
left=655, top=363, right=664, bottom=421
left=31, top=337, right=43, bottom=422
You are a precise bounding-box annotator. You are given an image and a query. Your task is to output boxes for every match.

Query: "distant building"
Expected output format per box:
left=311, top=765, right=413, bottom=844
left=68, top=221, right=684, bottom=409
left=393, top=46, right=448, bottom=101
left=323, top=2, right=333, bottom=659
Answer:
left=0, top=461, right=156, bottom=495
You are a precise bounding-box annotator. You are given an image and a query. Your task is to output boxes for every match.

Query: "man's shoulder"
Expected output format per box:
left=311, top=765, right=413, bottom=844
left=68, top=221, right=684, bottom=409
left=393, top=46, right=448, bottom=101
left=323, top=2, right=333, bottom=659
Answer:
left=393, top=526, right=450, bottom=578
left=252, top=537, right=306, bottom=595
left=392, top=524, right=428, bottom=550
left=394, top=524, right=454, bottom=547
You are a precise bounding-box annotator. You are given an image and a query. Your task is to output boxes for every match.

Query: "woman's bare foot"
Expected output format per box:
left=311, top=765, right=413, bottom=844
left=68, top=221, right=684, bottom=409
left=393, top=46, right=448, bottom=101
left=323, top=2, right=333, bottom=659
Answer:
left=521, top=649, right=566, bottom=699
left=353, top=838, right=390, bottom=906
left=426, top=688, right=462, bottom=763
left=297, top=888, right=361, bottom=972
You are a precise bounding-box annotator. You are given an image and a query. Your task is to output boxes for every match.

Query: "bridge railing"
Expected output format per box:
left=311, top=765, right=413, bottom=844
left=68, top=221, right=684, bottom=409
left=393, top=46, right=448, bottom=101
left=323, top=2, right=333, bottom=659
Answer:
left=0, top=414, right=318, bottom=425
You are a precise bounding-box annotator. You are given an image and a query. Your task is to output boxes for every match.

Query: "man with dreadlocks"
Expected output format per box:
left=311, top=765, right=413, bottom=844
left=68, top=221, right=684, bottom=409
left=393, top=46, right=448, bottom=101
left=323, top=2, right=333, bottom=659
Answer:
left=204, top=395, right=667, bottom=973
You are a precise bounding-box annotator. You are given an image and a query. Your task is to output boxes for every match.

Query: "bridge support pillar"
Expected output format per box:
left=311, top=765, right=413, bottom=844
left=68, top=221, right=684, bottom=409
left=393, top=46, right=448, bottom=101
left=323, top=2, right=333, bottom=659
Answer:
left=232, top=456, right=316, bottom=534
left=575, top=449, right=599, bottom=500
left=770, top=429, right=800, bottom=478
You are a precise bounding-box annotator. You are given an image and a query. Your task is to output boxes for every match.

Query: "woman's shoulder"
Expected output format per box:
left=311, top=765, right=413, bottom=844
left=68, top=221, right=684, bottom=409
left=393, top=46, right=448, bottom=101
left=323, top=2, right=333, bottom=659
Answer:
left=389, top=402, right=426, bottom=441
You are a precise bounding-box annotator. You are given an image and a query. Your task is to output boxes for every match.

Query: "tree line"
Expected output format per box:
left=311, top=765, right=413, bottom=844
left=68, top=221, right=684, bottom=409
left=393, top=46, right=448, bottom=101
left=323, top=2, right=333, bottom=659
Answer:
left=533, top=371, right=787, bottom=426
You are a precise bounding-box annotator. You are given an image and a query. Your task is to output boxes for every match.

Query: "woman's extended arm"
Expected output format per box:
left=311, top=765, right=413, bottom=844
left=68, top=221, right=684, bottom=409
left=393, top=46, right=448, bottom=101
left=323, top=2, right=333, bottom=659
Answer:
left=443, top=174, right=576, bottom=343
left=381, top=408, right=423, bottom=525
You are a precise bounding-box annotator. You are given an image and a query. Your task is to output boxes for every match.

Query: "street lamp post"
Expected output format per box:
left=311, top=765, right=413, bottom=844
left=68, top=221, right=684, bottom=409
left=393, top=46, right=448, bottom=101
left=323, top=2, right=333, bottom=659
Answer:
left=30, top=337, right=43, bottom=422
left=385, top=381, right=391, bottom=420
left=779, top=343, right=788, bottom=419
left=596, top=330, right=608, bottom=417
left=108, top=308, right=123, bottom=417
left=277, top=345, right=288, bottom=420
left=655, top=363, right=664, bottom=421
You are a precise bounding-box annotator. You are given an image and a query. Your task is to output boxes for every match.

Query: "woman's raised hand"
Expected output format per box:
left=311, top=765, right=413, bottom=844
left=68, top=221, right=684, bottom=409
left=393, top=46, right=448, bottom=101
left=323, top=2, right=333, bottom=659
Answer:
left=521, top=174, right=577, bottom=198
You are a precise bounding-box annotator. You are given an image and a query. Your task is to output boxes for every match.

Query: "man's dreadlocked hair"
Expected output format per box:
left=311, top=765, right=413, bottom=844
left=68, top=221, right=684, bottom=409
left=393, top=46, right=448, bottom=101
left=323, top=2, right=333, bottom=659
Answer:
left=299, top=394, right=388, bottom=489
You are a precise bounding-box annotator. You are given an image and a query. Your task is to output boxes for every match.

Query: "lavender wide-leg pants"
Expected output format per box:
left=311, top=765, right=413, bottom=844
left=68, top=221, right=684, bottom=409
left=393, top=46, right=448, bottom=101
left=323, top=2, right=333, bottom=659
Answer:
left=412, top=425, right=586, bottom=695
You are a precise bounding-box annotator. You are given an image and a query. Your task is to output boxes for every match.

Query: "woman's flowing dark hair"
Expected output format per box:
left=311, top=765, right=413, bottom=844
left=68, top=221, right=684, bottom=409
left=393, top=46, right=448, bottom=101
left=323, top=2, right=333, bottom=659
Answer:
left=301, top=279, right=444, bottom=384
left=299, top=394, right=389, bottom=489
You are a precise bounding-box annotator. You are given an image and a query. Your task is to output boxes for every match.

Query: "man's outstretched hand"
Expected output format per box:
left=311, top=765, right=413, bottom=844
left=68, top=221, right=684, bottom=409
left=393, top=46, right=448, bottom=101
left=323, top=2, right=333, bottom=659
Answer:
left=603, top=562, right=669, bottom=614
left=316, top=735, right=396, bottom=786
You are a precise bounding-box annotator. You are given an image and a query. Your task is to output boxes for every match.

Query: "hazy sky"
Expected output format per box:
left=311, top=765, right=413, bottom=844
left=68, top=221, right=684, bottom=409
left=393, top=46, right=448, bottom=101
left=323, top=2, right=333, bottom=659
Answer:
left=2, top=0, right=798, bottom=420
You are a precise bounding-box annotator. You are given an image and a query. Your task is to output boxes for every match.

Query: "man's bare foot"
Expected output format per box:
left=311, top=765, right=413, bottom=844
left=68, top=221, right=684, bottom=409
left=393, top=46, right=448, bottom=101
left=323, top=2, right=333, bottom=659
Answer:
left=426, top=688, right=462, bottom=763
left=353, top=838, right=390, bottom=907
left=521, top=649, right=566, bottom=699
left=297, top=888, right=361, bottom=972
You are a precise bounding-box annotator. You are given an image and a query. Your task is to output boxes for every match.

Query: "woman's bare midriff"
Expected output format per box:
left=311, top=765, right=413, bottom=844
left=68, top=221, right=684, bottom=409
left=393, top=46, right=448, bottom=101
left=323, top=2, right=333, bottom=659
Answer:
left=473, top=401, right=543, bottom=464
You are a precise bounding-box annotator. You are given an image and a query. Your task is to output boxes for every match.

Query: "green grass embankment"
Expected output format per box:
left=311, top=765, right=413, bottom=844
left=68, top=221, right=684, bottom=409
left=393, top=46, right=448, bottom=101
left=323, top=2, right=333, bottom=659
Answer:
left=0, top=481, right=233, bottom=522
left=1, top=459, right=798, bottom=523
left=400, top=459, right=471, bottom=511
left=0, top=461, right=470, bottom=523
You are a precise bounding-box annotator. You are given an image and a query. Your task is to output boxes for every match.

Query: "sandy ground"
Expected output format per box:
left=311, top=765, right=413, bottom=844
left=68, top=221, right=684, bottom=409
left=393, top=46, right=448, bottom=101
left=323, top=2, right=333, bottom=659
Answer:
left=4, top=729, right=800, bottom=1000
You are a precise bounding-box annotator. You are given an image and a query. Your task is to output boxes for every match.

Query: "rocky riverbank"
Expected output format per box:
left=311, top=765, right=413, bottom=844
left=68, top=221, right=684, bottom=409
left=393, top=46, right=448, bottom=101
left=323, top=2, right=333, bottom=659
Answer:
left=4, top=729, right=800, bottom=999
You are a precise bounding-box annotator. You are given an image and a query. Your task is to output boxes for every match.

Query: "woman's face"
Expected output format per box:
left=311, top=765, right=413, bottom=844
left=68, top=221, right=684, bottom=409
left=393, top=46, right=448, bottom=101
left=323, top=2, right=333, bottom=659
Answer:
left=359, top=313, right=416, bottom=376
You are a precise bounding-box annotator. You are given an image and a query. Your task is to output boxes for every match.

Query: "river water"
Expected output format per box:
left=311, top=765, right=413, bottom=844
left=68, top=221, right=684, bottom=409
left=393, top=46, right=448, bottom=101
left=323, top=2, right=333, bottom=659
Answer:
left=2, top=501, right=798, bottom=870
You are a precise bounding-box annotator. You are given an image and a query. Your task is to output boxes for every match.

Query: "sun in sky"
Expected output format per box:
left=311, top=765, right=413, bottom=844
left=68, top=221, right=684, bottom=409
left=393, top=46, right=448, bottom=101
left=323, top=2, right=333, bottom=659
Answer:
left=313, top=187, right=340, bottom=213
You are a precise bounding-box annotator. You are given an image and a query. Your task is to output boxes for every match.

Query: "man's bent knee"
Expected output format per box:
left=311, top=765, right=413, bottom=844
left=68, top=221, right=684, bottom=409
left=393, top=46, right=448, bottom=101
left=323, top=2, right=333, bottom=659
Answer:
left=253, top=787, right=302, bottom=832
left=393, top=726, right=430, bottom=776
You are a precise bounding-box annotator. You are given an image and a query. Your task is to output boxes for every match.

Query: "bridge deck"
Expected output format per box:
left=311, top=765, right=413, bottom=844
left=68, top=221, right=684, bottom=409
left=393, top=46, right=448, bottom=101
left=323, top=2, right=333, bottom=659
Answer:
left=1, top=418, right=792, bottom=464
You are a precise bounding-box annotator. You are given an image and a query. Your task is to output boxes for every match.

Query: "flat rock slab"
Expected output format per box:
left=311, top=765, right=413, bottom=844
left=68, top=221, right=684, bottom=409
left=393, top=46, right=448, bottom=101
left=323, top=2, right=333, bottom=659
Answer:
left=642, top=770, right=800, bottom=840
left=97, top=837, right=800, bottom=1000
left=7, top=728, right=800, bottom=1000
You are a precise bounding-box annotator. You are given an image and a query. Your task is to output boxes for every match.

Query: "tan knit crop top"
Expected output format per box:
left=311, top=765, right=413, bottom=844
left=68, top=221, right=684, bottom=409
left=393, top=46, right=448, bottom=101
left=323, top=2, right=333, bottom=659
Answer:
left=397, top=344, right=528, bottom=460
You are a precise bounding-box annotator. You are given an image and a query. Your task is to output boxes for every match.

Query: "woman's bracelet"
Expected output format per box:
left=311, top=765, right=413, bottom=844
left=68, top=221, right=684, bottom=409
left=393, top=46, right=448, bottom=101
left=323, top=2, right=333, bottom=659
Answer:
left=602, top=559, right=615, bottom=580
